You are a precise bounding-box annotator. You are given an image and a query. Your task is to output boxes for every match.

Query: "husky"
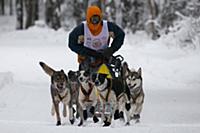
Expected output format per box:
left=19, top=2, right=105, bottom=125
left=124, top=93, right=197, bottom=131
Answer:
left=122, top=62, right=145, bottom=123
left=77, top=69, right=99, bottom=126
left=39, top=62, right=74, bottom=126
left=67, top=70, right=80, bottom=119
left=92, top=73, right=131, bottom=126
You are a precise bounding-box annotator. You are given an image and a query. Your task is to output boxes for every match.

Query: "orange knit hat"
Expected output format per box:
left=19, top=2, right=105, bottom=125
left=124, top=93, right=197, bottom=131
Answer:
left=86, top=6, right=103, bottom=35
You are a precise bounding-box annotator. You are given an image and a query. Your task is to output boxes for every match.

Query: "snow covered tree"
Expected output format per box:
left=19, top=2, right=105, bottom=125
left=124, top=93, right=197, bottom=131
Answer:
left=16, top=0, right=24, bottom=29
left=160, top=0, right=188, bottom=33
left=104, top=0, right=116, bottom=22
left=25, top=0, right=39, bottom=29
left=0, top=0, right=5, bottom=15
left=73, top=0, right=85, bottom=25
left=145, top=0, right=160, bottom=40
left=114, top=0, right=122, bottom=26
left=45, top=0, right=61, bottom=30
left=9, top=0, right=13, bottom=15
left=121, top=0, right=145, bottom=33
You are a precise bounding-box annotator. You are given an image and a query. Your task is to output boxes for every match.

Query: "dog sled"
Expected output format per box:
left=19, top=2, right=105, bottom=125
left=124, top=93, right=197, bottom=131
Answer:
left=70, top=54, right=126, bottom=119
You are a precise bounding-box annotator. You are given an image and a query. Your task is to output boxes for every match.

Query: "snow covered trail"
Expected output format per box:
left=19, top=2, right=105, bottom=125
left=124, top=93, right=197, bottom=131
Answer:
left=0, top=80, right=200, bottom=133
left=0, top=27, right=200, bottom=133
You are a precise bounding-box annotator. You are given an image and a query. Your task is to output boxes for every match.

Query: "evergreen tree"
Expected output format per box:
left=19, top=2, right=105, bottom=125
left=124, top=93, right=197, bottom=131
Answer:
left=25, top=0, right=36, bottom=29
left=45, top=0, right=61, bottom=30
left=9, top=0, right=13, bottom=15
left=0, top=0, right=5, bottom=15
left=16, top=0, right=24, bottom=29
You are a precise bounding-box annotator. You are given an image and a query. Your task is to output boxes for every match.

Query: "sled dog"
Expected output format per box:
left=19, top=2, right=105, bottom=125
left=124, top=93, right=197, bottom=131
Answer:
left=39, top=62, right=74, bottom=126
left=77, top=69, right=99, bottom=126
left=67, top=70, right=80, bottom=119
left=92, top=73, right=131, bottom=126
left=122, top=62, right=145, bottom=122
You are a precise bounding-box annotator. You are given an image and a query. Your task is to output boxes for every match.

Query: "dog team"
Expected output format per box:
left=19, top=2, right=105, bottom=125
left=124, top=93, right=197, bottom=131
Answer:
left=39, top=61, right=145, bottom=127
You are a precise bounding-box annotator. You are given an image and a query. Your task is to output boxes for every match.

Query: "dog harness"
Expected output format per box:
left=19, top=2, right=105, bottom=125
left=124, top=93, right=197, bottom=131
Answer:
left=80, top=82, right=94, bottom=102
left=97, top=79, right=112, bottom=102
left=51, top=84, right=69, bottom=101
left=83, top=20, right=109, bottom=51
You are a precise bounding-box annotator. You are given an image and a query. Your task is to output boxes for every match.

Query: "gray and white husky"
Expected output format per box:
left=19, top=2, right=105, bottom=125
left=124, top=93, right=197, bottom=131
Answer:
left=39, top=62, right=74, bottom=126
left=122, top=62, right=145, bottom=123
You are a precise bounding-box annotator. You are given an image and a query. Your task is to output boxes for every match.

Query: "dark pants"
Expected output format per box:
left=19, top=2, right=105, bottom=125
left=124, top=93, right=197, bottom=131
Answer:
left=79, top=60, right=116, bottom=78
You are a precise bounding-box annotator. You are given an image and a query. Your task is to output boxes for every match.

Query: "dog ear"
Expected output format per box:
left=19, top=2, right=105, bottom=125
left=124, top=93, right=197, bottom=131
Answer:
left=84, top=69, right=90, bottom=77
left=122, top=62, right=130, bottom=77
left=39, top=62, right=55, bottom=76
left=138, top=67, right=142, bottom=76
left=68, top=70, right=73, bottom=75
left=123, top=62, right=129, bottom=69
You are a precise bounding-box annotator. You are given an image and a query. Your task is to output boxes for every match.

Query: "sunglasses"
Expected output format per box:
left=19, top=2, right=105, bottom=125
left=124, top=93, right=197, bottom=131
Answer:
left=90, top=15, right=101, bottom=25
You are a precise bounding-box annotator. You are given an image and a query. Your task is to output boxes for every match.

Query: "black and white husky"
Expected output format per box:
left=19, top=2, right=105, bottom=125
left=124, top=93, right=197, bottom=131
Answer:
left=92, top=73, right=131, bottom=126
left=122, top=62, right=145, bottom=123
left=77, top=69, right=99, bottom=126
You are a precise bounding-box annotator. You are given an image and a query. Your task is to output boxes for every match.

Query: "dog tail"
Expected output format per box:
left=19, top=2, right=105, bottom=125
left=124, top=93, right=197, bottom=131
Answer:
left=39, top=61, right=55, bottom=76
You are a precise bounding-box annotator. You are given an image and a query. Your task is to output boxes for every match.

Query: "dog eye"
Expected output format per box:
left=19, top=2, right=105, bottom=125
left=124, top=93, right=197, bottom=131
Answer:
left=99, top=74, right=106, bottom=82
left=55, top=76, right=60, bottom=81
left=84, top=71, right=90, bottom=77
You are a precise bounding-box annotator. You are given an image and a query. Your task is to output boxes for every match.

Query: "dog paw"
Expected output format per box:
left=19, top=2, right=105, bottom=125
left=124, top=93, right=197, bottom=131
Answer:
left=119, top=111, right=124, bottom=119
left=103, top=121, right=111, bottom=127
left=125, top=122, right=130, bottom=126
left=83, top=110, right=88, bottom=120
left=56, top=121, right=61, bottom=126
left=114, top=109, right=120, bottom=120
left=93, top=116, right=99, bottom=123
left=90, top=106, right=95, bottom=114
left=78, top=120, right=83, bottom=126
left=125, top=103, right=131, bottom=111
left=133, top=114, right=140, bottom=119
left=70, top=119, right=75, bottom=125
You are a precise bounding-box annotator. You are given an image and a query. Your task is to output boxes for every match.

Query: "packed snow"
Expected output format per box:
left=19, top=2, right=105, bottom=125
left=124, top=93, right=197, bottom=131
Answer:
left=0, top=16, right=200, bottom=133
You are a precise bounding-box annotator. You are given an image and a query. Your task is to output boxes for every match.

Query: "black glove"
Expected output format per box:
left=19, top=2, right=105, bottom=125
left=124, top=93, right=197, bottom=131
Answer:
left=100, top=47, right=113, bottom=58
left=125, top=103, right=131, bottom=111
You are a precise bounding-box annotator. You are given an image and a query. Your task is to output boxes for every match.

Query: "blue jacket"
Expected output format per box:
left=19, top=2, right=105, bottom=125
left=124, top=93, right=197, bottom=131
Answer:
left=68, top=21, right=125, bottom=61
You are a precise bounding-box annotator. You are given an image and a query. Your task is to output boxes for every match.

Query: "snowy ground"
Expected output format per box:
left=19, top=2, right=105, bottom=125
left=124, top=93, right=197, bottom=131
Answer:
left=0, top=16, right=200, bottom=133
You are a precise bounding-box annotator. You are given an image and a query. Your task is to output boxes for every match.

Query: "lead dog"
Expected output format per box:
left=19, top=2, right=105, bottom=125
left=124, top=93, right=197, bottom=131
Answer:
left=39, top=62, right=74, bottom=126
left=122, top=62, right=145, bottom=123
left=92, top=73, right=131, bottom=126
left=77, top=69, right=99, bottom=126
